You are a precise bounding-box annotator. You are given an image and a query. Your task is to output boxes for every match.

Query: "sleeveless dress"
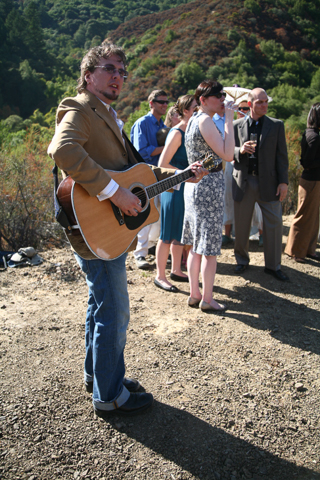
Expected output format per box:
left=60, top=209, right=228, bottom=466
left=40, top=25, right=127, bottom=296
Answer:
left=160, top=128, right=189, bottom=243
left=181, top=111, right=225, bottom=256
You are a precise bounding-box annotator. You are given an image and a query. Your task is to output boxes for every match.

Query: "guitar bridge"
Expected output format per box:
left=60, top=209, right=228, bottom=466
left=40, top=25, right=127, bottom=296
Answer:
left=110, top=201, right=125, bottom=226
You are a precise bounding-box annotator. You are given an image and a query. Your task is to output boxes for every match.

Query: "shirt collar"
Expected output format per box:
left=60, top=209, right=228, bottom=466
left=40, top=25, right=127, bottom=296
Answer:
left=249, top=115, right=265, bottom=127
left=213, top=113, right=225, bottom=122
left=149, top=111, right=163, bottom=126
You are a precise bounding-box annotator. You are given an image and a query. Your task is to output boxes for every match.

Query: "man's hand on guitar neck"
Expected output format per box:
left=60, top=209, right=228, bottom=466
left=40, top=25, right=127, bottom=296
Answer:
left=111, top=186, right=143, bottom=216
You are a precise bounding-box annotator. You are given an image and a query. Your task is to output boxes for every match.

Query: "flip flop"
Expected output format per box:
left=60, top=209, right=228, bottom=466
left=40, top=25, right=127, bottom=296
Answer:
left=154, top=279, right=179, bottom=292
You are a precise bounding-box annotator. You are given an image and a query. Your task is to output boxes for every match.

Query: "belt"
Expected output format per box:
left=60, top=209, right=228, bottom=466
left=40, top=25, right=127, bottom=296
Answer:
left=210, top=163, right=223, bottom=173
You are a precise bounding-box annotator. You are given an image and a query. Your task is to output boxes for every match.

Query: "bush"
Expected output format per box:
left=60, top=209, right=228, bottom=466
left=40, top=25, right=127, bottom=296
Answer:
left=283, top=127, right=303, bottom=214
left=174, top=62, right=204, bottom=89
left=164, top=29, right=177, bottom=44
left=0, top=125, right=63, bottom=250
left=244, top=0, right=262, bottom=15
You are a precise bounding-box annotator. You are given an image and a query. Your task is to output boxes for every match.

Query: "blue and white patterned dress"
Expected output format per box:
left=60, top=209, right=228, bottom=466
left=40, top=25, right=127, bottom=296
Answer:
left=181, top=111, right=225, bottom=256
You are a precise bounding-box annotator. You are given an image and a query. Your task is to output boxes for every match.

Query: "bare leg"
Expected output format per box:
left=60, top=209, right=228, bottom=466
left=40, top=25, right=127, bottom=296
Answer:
left=171, top=244, right=188, bottom=278
left=155, top=240, right=173, bottom=288
left=187, top=250, right=202, bottom=301
left=201, top=255, right=225, bottom=309
left=225, top=224, right=232, bottom=237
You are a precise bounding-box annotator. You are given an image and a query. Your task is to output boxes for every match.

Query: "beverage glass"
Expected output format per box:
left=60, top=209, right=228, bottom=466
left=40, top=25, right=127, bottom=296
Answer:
left=249, top=133, right=257, bottom=158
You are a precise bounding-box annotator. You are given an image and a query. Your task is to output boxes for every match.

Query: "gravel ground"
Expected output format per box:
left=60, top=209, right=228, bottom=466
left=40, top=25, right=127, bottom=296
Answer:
left=0, top=216, right=319, bottom=480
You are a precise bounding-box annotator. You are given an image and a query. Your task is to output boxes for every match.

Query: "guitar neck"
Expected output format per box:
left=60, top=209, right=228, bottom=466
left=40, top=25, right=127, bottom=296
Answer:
left=146, top=168, right=194, bottom=199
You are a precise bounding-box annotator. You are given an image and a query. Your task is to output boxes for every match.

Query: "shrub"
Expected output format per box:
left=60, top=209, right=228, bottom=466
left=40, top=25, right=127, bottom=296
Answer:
left=244, top=0, right=262, bottom=15
left=164, top=29, right=177, bottom=44
left=0, top=125, right=62, bottom=250
left=174, top=62, right=204, bottom=89
left=283, top=127, right=303, bottom=214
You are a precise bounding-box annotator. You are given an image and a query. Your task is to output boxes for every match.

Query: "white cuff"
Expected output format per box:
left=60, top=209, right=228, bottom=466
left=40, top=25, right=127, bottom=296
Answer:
left=97, top=179, right=119, bottom=201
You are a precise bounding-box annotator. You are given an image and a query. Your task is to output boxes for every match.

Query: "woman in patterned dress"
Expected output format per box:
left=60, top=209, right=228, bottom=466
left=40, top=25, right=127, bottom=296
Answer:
left=182, top=80, right=235, bottom=311
left=155, top=95, right=198, bottom=292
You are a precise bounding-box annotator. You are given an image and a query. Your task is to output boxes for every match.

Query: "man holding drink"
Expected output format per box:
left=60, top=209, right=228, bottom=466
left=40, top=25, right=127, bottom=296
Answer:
left=232, top=88, right=289, bottom=281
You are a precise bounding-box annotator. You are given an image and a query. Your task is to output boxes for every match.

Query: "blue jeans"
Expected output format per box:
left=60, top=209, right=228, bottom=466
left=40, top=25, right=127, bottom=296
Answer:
left=74, top=253, right=130, bottom=411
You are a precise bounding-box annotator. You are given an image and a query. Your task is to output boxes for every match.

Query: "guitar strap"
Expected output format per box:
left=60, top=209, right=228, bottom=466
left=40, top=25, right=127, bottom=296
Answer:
left=123, top=132, right=146, bottom=165
left=52, top=163, right=73, bottom=231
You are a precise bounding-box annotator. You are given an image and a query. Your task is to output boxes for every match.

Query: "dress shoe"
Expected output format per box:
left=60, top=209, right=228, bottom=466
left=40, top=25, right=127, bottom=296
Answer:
left=135, top=256, right=151, bottom=269
left=187, top=296, right=201, bottom=308
left=234, top=264, right=247, bottom=274
left=154, top=278, right=179, bottom=292
left=199, top=300, right=226, bottom=312
left=170, top=273, right=189, bottom=282
left=264, top=268, right=289, bottom=282
left=85, top=377, right=141, bottom=394
left=94, top=392, right=153, bottom=417
left=306, top=253, right=320, bottom=262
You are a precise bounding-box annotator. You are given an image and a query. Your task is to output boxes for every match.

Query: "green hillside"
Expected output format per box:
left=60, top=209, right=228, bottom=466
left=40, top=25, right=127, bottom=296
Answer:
left=1, top=0, right=320, bottom=128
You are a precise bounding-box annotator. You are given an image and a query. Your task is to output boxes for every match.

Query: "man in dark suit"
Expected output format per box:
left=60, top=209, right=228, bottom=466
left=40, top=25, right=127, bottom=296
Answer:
left=232, top=88, right=289, bottom=281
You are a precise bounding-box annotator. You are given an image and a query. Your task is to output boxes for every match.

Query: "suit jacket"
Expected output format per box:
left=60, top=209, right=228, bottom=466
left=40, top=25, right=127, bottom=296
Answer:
left=48, top=91, right=175, bottom=258
left=232, top=115, right=288, bottom=202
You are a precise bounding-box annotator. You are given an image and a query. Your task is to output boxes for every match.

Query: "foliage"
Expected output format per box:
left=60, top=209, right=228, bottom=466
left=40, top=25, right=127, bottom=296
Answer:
left=244, top=0, right=262, bottom=15
left=174, top=62, right=204, bottom=89
left=0, top=125, right=60, bottom=250
left=164, top=29, right=177, bottom=43
left=283, top=127, right=303, bottom=214
left=124, top=101, right=150, bottom=136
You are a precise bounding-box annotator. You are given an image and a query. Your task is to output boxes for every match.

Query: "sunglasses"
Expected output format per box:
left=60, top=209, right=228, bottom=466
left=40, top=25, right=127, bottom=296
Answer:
left=238, top=106, right=250, bottom=112
left=94, top=64, right=128, bottom=79
left=153, top=100, right=169, bottom=105
left=207, top=92, right=227, bottom=99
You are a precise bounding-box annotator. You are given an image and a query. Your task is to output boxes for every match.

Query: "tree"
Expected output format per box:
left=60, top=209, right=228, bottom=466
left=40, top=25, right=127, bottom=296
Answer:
left=174, top=62, right=204, bottom=90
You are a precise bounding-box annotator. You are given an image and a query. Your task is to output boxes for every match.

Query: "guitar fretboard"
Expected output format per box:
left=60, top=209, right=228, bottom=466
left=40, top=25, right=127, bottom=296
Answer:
left=146, top=168, right=194, bottom=199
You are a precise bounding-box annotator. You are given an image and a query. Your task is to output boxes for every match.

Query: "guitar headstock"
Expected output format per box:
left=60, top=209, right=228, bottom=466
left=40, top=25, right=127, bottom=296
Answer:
left=201, top=153, right=220, bottom=172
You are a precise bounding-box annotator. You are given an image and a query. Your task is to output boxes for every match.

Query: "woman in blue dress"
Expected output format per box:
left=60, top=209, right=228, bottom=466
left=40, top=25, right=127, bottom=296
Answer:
left=154, top=95, right=198, bottom=292
left=182, top=80, right=235, bottom=311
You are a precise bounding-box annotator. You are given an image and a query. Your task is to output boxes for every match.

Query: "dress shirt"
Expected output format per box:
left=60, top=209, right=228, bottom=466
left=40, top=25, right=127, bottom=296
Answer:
left=130, top=112, right=165, bottom=166
left=213, top=113, right=225, bottom=139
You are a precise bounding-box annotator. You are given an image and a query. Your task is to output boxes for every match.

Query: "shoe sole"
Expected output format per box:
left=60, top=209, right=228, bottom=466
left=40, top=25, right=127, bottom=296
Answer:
left=94, top=400, right=153, bottom=417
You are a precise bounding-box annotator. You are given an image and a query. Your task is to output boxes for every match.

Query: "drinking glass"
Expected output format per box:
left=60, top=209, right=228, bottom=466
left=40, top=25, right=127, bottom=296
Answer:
left=249, top=133, right=257, bottom=158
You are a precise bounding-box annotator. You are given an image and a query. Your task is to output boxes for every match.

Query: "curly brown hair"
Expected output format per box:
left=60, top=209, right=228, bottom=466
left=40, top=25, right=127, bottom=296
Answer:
left=77, top=40, right=127, bottom=93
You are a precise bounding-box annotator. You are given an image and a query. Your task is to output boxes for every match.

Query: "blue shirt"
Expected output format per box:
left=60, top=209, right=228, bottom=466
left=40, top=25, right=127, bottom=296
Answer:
left=212, top=113, right=225, bottom=139
left=130, top=111, right=165, bottom=166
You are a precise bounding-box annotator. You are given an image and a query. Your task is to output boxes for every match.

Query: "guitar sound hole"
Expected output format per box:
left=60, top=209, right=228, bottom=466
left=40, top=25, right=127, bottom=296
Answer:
left=131, top=187, right=147, bottom=208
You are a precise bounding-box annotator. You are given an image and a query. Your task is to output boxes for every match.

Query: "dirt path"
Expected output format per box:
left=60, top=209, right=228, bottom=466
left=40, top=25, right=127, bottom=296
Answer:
left=0, top=215, right=319, bottom=480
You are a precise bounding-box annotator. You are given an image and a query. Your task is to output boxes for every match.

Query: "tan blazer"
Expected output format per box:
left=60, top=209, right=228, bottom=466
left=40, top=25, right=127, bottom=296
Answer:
left=48, top=91, right=175, bottom=258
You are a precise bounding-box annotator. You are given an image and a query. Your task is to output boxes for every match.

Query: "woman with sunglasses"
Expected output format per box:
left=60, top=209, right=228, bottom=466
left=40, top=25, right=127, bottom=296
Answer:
left=154, top=95, right=198, bottom=292
left=182, top=80, right=235, bottom=311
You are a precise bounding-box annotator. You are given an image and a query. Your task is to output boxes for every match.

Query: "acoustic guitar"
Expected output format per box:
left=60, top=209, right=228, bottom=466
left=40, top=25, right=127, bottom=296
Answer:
left=57, top=154, right=218, bottom=260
